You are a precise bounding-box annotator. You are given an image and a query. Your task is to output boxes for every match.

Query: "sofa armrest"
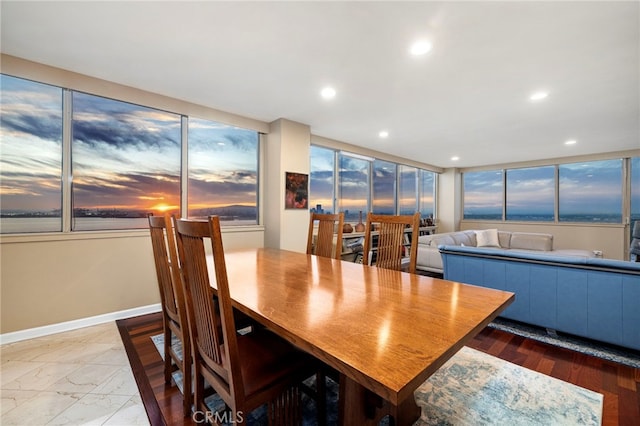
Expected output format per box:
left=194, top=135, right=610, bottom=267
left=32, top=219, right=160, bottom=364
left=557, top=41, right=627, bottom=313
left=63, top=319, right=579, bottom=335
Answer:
left=416, top=245, right=444, bottom=272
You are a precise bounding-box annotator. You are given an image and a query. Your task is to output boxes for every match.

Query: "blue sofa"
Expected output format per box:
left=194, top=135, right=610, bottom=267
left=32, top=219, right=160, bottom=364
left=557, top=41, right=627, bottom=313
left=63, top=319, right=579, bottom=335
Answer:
left=440, top=245, right=640, bottom=351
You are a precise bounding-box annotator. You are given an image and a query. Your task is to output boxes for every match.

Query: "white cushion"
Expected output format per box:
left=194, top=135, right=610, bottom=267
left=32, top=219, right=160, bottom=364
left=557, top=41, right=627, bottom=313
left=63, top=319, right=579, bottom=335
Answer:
left=475, top=229, right=500, bottom=248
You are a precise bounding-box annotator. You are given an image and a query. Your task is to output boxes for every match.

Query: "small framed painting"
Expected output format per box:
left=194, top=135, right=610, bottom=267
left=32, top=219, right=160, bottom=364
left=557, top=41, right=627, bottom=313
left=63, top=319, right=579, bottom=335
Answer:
left=285, top=172, right=308, bottom=209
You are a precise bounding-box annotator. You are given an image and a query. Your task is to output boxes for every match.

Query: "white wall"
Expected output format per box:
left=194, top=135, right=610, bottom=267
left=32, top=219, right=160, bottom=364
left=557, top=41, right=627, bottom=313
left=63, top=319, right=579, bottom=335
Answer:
left=0, top=228, right=264, bottom=334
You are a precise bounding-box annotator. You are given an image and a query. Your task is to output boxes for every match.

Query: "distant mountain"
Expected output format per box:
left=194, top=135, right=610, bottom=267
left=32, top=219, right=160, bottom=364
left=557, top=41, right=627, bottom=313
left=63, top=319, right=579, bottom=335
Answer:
left=190, top=205, right=256, bottom=219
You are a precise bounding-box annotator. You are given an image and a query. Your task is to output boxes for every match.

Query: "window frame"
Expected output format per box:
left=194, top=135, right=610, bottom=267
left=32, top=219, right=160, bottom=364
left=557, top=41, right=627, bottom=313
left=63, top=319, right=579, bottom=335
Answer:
left=310, top=144, right=438, bottom=221
left=462, top=157, right=634, bottom=225
left=1, top=73, right=263, bottom=236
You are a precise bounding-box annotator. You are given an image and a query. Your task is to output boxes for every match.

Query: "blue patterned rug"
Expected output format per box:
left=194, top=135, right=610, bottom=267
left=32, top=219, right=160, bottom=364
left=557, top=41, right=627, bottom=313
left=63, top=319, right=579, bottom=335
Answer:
left=151, top=335, right=603, bottom=425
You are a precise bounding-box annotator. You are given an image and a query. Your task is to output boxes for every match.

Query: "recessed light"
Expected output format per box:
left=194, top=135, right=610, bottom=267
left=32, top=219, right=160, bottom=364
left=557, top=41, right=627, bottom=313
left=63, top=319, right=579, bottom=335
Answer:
left=320, top=87, right=336, bottom=99
left=529, top=91, right=549, bottom=101
left=451, top=156, right=460, bottom=161
left=410, top=40, right=432, bottom=56
left=565, top=140, right=577, bottom=145
left=378, top=130, right=389, bottom=138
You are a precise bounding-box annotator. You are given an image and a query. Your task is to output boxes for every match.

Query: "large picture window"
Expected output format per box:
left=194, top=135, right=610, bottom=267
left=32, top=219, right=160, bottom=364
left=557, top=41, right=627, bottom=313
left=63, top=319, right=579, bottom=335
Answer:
left=559, top=159, right=622, bottom=223
left=0, top=74, right=261, bottom=233
left=463, top=159, right=629, bottom=224
left=463, top=170, right=503, bottom=220
left=71, top=92, right=181, bottom=230
left=399, top=165, right=417, bottom=215
left=631, top=157, right=640, bottom=231
left=372, top=159, right=396, bottom=214
left=309, top=145, right=335, bottom=214
left=187, top=117, right=259, bottom=224
left=312, top=145, right=437, bottom=222
left=0, top=75, right=63, bottom=233
left=506, top=166, right=555, bottom=221
left=339, top=153, right=370, bottom=223
left=419, top=169, right=435, bottom=219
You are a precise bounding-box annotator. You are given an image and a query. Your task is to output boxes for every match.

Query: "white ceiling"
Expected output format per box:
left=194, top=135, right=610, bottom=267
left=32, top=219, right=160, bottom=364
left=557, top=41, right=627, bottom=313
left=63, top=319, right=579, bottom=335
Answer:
left=2, top=1, right=638, bottom=168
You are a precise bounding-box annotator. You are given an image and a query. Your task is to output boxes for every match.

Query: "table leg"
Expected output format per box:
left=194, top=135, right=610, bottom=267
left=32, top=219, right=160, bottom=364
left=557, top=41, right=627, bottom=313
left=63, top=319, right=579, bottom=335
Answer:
left=338, top=374, right=420, bottom=426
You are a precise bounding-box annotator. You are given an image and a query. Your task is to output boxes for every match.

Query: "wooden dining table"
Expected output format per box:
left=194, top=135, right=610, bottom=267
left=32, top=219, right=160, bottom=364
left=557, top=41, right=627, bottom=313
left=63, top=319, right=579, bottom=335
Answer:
left=210, top=247, right=514, bottom=425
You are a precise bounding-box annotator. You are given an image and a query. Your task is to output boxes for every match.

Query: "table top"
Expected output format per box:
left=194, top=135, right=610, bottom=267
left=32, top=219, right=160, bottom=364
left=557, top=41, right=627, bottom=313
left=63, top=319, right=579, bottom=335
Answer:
left=214, top=247, right=514, bottom=405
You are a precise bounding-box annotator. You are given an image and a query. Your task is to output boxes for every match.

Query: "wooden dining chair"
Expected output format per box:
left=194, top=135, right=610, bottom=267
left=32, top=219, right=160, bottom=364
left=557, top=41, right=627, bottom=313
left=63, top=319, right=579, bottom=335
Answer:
left=306, top=212, right=344, bottom=259
left=362, top=212, right=421, bottom=273
left=174, top=216, right=320, bottom=425
left=147, top=213, right=192, bottom=416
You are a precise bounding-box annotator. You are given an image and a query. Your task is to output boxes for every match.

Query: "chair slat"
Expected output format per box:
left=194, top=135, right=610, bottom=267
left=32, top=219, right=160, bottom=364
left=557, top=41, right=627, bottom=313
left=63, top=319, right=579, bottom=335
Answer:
left=306, top=212, right=344, bottom=259
left=363, top=212, right=421, bottom=273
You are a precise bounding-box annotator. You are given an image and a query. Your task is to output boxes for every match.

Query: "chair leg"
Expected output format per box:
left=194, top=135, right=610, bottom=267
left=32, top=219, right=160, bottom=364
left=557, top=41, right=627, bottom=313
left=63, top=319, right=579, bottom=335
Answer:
left=316, top=370, right=327, bottom=426
left=193, top=362, right=207, bottom=416
left=163, top=320, right=172, bottom=384
left=182, top=338, right=193, bottom=417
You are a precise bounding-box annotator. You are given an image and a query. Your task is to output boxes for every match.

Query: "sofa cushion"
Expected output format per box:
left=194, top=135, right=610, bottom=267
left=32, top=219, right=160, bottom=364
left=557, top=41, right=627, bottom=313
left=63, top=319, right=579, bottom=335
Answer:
left=510, top=232, right=553, bottom=251
left=476, top=229, right=500, bottom=247
left=451, top=231, right=476, bottom=247
left=498, top=231, right=511, bottom=248
left=430, top=234, right=456, bottom=247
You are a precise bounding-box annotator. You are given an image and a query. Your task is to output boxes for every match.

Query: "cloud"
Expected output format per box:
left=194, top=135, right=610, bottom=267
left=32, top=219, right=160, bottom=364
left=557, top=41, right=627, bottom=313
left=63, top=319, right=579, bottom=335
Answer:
left=0, top=111, right=62, bottom=142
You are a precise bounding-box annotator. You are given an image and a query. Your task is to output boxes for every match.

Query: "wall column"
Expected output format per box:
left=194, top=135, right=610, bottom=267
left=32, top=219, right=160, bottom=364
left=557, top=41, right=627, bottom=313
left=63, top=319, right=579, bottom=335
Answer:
left=264, top=118, right=311, bottom=252
left=437, top=168, right=461, bottom=233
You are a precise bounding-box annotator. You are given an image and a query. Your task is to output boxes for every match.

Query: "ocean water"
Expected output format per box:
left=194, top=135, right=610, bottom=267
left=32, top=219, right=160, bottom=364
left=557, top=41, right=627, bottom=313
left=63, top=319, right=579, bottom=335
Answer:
left=465, top=213, right=625, bottom=223
left=0, top=217, right=256, bottom=234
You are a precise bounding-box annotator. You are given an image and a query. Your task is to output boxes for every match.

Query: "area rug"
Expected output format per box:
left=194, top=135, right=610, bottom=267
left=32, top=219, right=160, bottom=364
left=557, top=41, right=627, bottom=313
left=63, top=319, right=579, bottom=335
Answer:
left=488, top=317, right=640, bottom=368
left=151, top=335, right=603, bottom=425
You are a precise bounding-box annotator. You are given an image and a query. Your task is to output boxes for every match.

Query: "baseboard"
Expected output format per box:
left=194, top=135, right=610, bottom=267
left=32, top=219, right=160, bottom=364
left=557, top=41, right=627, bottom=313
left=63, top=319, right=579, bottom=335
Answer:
left=0, top=303, right=162, bottom=345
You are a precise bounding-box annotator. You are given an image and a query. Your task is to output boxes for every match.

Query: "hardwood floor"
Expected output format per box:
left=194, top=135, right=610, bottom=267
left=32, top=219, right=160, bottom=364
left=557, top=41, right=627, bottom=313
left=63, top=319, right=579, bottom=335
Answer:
left=117, top=312, right=640, bottom=426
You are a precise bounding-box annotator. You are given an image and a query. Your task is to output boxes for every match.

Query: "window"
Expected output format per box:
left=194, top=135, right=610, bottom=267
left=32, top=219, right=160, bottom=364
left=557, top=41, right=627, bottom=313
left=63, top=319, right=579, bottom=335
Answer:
left=398, top=165, right=418, bottom=215
left=463, top=170, right=503, bottom=220
left=71, top=92, right=181, bottom=230
left=630, top=157, right=639, bottom=231
left=559, top=160, right=622, bottom=223
left=309, top=145, right=335, bottom=214
left=0, top=75, right=63, bottom=233
left=311, top=145, right=437, bottom=221
left=188, top=117, right=259, bottom=224
left=0, top=74, right=262, bottom=233
left=338, top=153, right=370, bottom=223
left=419, top=170, right=435, bottom=218
left=372, top=159, right=396, bottom=214
left=506, top=166, right=555, bottom=221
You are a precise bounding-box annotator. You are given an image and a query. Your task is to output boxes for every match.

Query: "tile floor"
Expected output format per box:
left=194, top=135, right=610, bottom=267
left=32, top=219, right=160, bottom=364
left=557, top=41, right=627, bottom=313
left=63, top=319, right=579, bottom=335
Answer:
left=1, top=322, right=149, bottom=425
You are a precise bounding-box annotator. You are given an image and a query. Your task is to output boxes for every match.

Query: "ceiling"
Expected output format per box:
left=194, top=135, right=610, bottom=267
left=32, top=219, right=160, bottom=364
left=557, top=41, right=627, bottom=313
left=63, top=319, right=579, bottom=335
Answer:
left=1, top=1, right=638, bottom=168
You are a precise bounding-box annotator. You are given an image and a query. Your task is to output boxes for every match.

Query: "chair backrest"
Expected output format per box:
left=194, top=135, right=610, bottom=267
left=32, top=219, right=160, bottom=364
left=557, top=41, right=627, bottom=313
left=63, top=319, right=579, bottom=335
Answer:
left=306, top=212, right=344, bottom=259
left=148, top=213, right=186, bottom=324
left=174, top=216, right=243, bottom=402
left=362, top=212, right=421, bottom=273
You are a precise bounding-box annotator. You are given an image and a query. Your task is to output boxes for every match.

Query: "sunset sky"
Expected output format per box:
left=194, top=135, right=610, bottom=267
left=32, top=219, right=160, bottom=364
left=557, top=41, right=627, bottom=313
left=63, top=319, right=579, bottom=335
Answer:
left=0, top=74, right=258, bottom=214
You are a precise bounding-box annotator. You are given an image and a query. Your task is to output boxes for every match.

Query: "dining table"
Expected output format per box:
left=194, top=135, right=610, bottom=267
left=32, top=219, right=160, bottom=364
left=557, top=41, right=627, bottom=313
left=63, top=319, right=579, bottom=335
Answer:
left=210, top=247, right=514, bottom=425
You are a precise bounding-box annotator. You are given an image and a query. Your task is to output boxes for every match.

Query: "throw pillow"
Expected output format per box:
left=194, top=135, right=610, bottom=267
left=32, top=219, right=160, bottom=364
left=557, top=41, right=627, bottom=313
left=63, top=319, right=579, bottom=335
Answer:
left=475, top=229, right=500, bottom=247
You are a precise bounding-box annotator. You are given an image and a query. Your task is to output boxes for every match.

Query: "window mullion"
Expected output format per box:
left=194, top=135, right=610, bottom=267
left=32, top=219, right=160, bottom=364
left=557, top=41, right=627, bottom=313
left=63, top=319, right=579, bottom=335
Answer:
left=181, top=116, right=188, bottom=218
left=62, top=89, right=72, bottom=232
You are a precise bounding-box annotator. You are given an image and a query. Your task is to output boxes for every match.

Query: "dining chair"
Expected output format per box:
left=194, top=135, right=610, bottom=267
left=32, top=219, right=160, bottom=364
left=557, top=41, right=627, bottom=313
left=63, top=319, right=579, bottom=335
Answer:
left=362, top=212, right=421, bottom=273
left=147, top=213, right=192, bottom=416
left=174, top=216, right=320, bottom=425
left=306, top=212, right=344, bottom=259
